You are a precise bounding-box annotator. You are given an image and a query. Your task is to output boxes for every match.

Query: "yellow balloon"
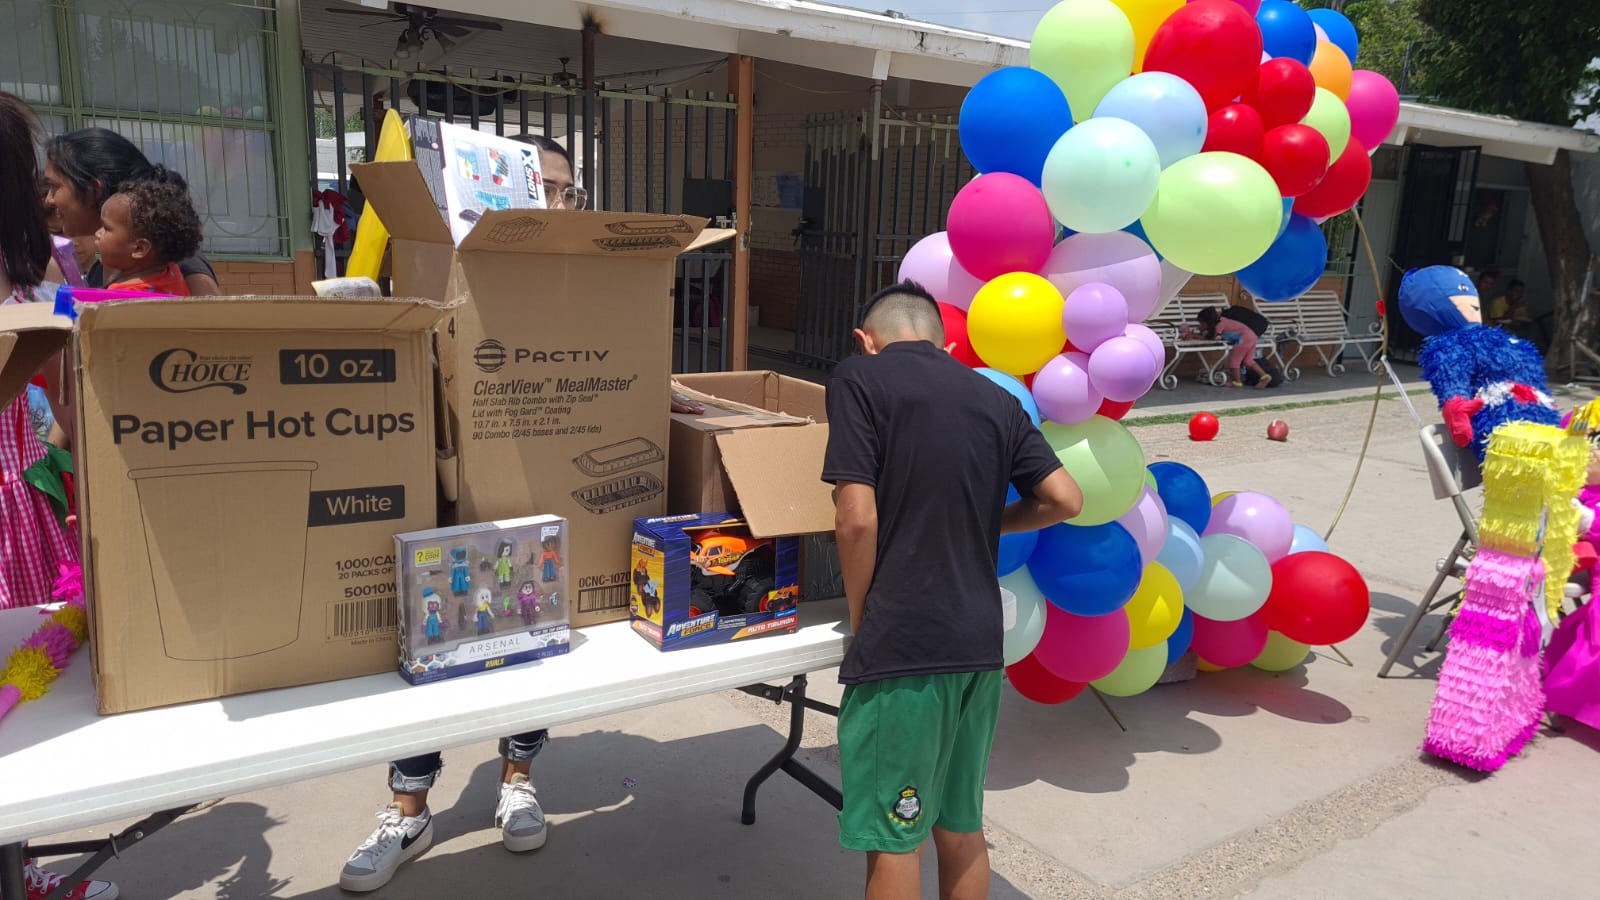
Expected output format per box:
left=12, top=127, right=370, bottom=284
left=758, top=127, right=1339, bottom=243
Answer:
left=967, top=273, right=1067, bottom=376
left=1031, top=0, right=1136, bottom=120
left=1308, top=40, right=1353, bottom=101
left=1212, top=490, right=1237, bottom=507
left=1196, top=657, right=1231, bottom=672
left=1126, top=563, right=1183, bottom=648
left=1250, top=631, right=1312, bottom=672
left=1110, top=0, right=1183, bottom=70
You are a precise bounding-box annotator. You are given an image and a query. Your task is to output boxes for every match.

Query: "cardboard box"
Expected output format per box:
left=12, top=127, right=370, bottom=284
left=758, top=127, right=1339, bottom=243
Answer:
left=353, top=157, right=734, bottom=630
left=0, top=301, right=71, bottom=408
left=630, top=513, right=799, bottom=651
left=74, top=297, right=444, bottom=713
left=394, top=515, right=571, bottom=684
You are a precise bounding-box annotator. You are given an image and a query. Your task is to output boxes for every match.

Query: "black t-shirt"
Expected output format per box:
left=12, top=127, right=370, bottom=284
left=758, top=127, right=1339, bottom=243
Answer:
left=86, top=254, right=217, bottom=289
left=1222, top=305, right=1270, bottom=337
left=822, top=341, right=1063, bottom=684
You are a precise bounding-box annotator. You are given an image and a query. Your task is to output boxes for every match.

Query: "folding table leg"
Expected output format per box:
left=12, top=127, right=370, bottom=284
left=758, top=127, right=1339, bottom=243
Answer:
left=1378, top=531, right=1469, bottom=677
left=738, top=674, right=843, bottom=825
left=20, top=804, right=194, bottom=900
left=0, top=842, right=23, bottom=900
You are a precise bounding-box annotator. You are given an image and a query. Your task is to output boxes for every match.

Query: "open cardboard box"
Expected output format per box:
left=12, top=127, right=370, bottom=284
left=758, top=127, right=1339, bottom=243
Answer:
left=352, top=157, right=735, bottom=628
left=0, top=301, right=71, bottom=409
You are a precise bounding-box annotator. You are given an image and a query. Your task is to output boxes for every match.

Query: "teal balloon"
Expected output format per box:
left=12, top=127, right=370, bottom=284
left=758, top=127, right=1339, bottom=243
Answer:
left=1157, top=518, right=1205, bottom=592
left=1187, top=534, right=1273, bottom=622
left=1288, top=523, right=1329, bottom=555
left=1040, top=117, right=1162, bottom=234
left=1000, top=568, right=1049, bottom=665
left=1092, top=72, right=1207, bottom=169
left=977, top=368, right=1041, bottom=427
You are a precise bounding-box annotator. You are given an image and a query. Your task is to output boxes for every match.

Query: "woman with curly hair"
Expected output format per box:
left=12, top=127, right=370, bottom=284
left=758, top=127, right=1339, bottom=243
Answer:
left=94, top=170, right=204, bottom=295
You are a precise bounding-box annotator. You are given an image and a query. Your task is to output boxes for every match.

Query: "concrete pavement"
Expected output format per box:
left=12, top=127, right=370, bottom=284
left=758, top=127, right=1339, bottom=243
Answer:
left=30, top=369, right=1600, bottom=898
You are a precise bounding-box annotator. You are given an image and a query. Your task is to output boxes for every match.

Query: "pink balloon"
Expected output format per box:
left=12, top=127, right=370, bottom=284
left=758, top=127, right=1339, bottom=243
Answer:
left=1043, top=232, right=1164, bottom=322
left=1032, top=352, right=1104, bottom=425
left=1061, top=282, right=1130, bottom=352
left=1117, top=486, right=1170, bottom=568
left=1033, top=603, right=1130, bottom=683
left=898, top=232, right=987, bottom=311
left=1123, top=323, right=1166, bottom=367
left=1088, top=335, right=1161, bottom=402
left=1204, top=491, right=1295, bottom=562
left=1191, top=610, right=1270, bottom=668
left=947, top=173, right=1055, bottom=281
left=1345, top=70, right=1401, bottom=153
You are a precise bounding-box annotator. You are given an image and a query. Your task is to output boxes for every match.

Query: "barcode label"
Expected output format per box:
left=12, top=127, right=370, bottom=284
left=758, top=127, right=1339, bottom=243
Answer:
left=328, top=597, right=398, bottom=638
left=579, top=583, right=629, bottom=614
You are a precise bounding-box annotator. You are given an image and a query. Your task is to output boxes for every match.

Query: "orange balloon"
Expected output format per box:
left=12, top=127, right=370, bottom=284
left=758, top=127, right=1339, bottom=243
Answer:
left=1308, top=40, right=1353, bottom=101
left=1196, top=657, right=1231, bottom=672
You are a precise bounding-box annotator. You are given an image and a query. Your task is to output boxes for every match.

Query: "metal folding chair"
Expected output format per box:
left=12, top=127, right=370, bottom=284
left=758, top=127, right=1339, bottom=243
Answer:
left=1377, top=423, right=1482, bottom=677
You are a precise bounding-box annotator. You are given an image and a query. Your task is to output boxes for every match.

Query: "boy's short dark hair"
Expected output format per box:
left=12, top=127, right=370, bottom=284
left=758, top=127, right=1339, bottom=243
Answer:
left=862, top=280, right=939, bottom=322
left=119, top=176, right=203, bottom=266
left=860, top=280, right=945, bottom=344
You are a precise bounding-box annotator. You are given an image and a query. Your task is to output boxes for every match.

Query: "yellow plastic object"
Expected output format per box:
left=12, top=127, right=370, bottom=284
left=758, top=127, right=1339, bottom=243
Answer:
left=344, top=109, right=413, bottom=281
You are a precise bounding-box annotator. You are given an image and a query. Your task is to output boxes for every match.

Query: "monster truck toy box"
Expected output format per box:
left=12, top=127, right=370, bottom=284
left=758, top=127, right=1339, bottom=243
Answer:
left=629, top=513, right=799, bottom=651
left=351, top=158, right=734, bottom=631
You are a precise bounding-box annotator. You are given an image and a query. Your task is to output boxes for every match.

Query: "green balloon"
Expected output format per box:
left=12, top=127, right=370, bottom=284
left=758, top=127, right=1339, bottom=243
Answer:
left=1301, top=87, right=1351, bottom=159
left=1145, top=469, right=1158, bottom=491
left=1140, top=152, right=1283, bottom=276
left=1092, top=641, right=1167, bottom=697
left=1000, top=569, right=1049, bottom=666
left=1041, top=415, right=1147, bottom=526
left=1251, top=631, right=1312, bottom=672
left=1030, top=0, right=1135, bottom=121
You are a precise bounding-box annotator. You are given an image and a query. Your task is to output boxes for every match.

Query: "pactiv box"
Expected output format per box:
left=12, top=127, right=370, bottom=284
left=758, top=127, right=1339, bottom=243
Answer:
left=74, top=297, right=445, bottom=713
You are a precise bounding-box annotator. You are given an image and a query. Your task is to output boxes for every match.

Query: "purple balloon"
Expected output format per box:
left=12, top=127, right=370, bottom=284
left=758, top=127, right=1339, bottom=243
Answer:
left=1032, top=352, right=1103, bottom=425
left=898, top=232, right=986, bottom=311
left=1123, top=323, right=1166, bottom=367
left=1043, top=232, right=1164, bottom=322
left=1061, top=282, right=1130, bottom=353
left=1204, top=491, right=1295, bottom=562
left=1088, top=336, right=1160, bottom=402
left=1117, top=486, right=1170, bottom=568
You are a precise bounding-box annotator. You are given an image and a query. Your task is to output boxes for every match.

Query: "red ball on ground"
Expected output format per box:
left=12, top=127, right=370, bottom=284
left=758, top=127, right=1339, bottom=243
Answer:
left=1189, top=412, right=1220, bottom=441
left=1261, top=551, right=1371, bottom=645
left=1267, top=419, right=1289, bottom=441
left=1006, top=654, right=1087, bottom=704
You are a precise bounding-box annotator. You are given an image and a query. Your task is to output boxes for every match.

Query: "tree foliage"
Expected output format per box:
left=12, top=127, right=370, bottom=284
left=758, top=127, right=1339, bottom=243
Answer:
left=1415, top=0, right=1600, bottom=126
left=1343, top=0, right=1435, bottom=94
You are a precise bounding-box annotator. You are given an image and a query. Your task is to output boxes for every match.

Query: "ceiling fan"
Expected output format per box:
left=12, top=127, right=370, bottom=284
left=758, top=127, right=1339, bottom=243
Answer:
left=323, top=3, right=503, bottom=58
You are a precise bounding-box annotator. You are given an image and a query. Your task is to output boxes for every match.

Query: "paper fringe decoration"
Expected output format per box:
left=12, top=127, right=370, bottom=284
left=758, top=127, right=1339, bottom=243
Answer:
left=0, top=562, right=87, bottom=724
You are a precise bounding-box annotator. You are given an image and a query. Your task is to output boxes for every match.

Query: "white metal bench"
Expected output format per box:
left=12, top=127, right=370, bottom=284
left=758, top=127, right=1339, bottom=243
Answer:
left=1244, top=289, right=1384, bottom=379
left=1145, top=292, right=1234, bottom=389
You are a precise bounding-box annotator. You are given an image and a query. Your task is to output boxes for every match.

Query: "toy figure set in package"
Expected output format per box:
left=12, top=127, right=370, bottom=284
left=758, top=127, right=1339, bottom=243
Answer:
left=394, top=515, right=571, bottom=684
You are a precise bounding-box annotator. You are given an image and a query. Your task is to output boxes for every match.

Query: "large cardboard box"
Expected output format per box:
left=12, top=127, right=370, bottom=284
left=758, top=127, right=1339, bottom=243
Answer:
left=74, top=297, right=444, bottom=713
left=353, top=159, right=734, bottom=628
left=667, top=372, right=838, bottom=598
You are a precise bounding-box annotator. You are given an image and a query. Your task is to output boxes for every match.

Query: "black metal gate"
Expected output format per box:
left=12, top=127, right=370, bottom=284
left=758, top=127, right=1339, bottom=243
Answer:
left=794, top=110, right=975, bottom=367
left=1387, top=144, right=1481, bottom=358
left=304, top=57, right=738, bottom=373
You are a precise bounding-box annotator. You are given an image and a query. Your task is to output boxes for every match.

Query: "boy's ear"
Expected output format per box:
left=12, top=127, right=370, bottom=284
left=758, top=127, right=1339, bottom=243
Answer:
left=129, top=236, right=154, bottom=262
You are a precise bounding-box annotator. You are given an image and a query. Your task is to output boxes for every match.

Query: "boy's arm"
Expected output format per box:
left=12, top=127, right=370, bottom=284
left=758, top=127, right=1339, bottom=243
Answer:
left=1002, top=468, right=1082, bottom=534
left=833, top=482, right=878, bottom=634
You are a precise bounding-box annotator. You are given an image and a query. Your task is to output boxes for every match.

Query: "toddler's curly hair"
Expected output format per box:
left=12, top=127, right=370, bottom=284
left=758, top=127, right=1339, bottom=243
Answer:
left=116, top=171, right=203, bottom=266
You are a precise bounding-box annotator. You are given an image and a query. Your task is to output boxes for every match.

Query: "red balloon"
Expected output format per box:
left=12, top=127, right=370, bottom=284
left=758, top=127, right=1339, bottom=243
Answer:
left=1260, top=124, right=1331, bottom=197
left=1192, top=610, right=1270, bottom=668
left=1262, top=551, right=1370, bottom=644
left=1244, top=58, right=1316, bottom=128
left=1143, top=0, right=1264, bottom=111
left=1189, top=412, right=1220, bottom=441
left=1098, top=398, right=1135, bottom=420
left=938, top=302, right=983, bottom=368
left=1293, top=139, right=1372, bottom=219
left=1203, top=104, right=1265, bottom=160
left=1006, top=654, right=1087, bottom=704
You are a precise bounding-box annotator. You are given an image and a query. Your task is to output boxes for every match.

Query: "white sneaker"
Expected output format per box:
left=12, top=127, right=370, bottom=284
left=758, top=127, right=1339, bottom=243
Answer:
left=24, top=862, right=118, bottom=900
left=339, top=802, right=432, bottom=892
left=495, top=774, right=547, bottom=852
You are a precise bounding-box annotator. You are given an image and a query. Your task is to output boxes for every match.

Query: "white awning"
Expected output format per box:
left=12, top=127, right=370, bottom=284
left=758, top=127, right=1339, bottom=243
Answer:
left=1390, top=102, right=1600, bottom=164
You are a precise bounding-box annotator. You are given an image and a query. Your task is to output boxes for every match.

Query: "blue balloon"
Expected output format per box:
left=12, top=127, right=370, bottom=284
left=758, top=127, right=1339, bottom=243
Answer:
left=1237, top=213, right=1329, bottom=301
left=959, top=67, right=1073, bottom=187
left=976, top=368, right=1041, bottom=427
left=1166, top=607, right=1195, bottom=665
left=1257, top=0, right=1317, bottom=66
left=1123, top=219, right=1163, bottom=260
left=1156, top=518, right=1205, bottom=592
left=1288, top=523, right=1330, bottom=555
left=998, top=485, right=1040, bottom=576
left=1026, top=521, right=1142, bottom=616
left=1149, top=462, right=1211, bottom=534
left=1277, top=198, right=1294, bottom=239
left=1308, top=9, right=1359, bottom=63
left=1091, top=72, right=1207, bottom=169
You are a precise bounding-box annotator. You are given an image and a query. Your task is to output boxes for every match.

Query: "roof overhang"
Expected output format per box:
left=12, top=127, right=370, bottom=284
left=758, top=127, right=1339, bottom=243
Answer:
left=1388, top=101, right=1600, bottom=164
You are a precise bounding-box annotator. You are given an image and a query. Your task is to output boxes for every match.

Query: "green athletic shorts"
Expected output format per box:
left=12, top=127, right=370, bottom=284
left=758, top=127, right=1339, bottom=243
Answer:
left=836, top=670, right=1003, bottom=853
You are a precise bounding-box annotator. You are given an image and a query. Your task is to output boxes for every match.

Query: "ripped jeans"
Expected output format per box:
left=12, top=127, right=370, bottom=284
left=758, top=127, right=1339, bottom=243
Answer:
left=388, top=729, right=548, bottom=792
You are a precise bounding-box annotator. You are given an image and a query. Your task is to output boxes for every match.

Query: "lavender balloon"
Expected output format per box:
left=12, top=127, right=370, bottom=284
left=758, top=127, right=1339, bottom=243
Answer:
left=1117, top=486, right=1170, bottom=568
left=1205, top=491, right=1295, bottom=562
left=1032, top=352, right=1103, bottom=425
left=1061, top=282, right=1130, bottom=353
left=1123, top=322, right=1165, bottom=367
left=1087, top=335, right=1160, bottom=402
left=898, top=231, right=986, bottom=311
left=1043, top=232, right=1164, bottom=322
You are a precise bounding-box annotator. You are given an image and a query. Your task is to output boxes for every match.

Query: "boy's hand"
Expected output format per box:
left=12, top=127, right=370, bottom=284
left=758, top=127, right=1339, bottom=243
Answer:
left=945, top=342, right=958, bottom=355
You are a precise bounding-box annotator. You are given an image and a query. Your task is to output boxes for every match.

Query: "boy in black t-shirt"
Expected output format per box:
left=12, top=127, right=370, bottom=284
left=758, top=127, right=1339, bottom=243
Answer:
left=822, top=281, right=1083, bottom=899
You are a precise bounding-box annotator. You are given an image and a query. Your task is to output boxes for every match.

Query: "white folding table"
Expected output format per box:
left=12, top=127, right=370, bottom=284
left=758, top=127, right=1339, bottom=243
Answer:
left=0, top=598, right=849, bottom=900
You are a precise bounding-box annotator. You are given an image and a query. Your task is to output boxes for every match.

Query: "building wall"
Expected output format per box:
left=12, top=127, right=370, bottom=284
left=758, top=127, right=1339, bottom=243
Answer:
left=212, top=252, right=316, bottom=295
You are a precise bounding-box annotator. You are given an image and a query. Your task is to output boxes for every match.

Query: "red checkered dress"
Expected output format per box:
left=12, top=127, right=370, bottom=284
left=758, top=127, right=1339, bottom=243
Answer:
left=0, top=286, right=79, bottom=609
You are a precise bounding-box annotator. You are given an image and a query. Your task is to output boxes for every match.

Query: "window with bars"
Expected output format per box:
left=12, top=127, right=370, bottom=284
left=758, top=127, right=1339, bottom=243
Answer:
left=0, top=0, right=288, bottom=257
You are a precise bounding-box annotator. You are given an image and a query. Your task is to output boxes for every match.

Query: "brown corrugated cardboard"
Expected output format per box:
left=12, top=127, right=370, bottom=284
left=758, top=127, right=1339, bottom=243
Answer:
left=0, top=302, right=70, bottom=408
left=668, top=372, right=835, bottom=539
left=352, top=158, right=735, bottom=629
left=75, top=297, right=445, bottom=713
